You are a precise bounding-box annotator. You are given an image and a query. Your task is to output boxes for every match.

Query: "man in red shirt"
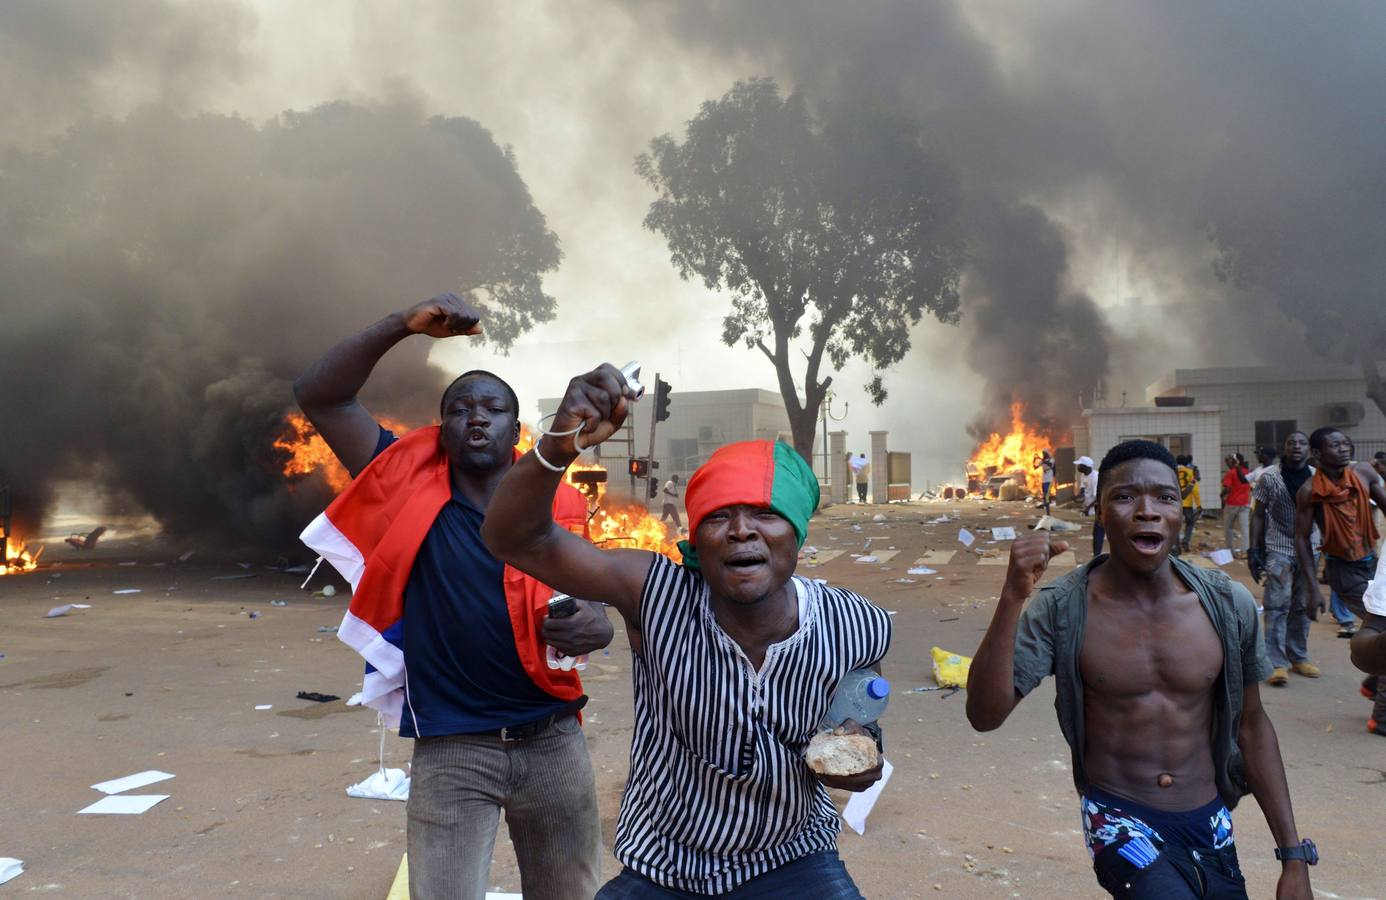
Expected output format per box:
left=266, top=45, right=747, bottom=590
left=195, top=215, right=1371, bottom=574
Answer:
left=1222, top=455, right=1252, bottom=559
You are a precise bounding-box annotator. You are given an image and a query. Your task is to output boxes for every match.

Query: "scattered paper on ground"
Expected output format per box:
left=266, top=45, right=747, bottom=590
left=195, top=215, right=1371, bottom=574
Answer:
left=346, top=767, right=409, bottom=801
left=0, top=858, right=22, bottom=886
left=843, top=759, right=894, bottom=835
left=91, top=770, right=175, bottom=795
left=1209, top=549, right=1234, bottom=566
left=78, top=795, right=169, bottom=815
left=907, top=566, right=937, bottom=575
left=958, top=528, right=975, bottom=547
left=113, top=589, right=142, bottom=595
left=255, top=704, right=273, bottom=710
left=991, top=526, right=1017, bottom=540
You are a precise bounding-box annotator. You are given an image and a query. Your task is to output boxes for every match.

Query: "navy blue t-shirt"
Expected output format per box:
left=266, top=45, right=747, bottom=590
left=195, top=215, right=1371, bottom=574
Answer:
left=372, top=428, right=570, bottom=737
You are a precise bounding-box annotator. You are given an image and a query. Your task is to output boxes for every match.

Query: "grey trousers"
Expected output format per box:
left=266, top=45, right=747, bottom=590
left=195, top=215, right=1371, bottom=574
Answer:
left=1262, top=552, right=1310, bottom=669
left=1223, top=505, right=1249, bottom=553
left=407, top=715, right=602, bottom=900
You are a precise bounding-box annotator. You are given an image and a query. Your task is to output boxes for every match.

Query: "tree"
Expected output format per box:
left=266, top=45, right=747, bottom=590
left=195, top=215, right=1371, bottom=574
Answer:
left=636, top=78, right=965, bottom=463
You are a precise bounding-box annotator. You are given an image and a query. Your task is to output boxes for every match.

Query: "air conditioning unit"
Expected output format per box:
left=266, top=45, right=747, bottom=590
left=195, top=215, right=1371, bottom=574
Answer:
left=1322, top=402, right=1365, bottom=428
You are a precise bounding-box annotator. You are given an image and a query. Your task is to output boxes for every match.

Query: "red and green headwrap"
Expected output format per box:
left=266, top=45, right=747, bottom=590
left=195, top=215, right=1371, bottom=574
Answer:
left=677, top=440, right=821, bottom=570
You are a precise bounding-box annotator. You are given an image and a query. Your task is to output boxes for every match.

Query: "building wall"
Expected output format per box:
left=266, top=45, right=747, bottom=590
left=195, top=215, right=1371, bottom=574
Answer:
left=538, top=388, right=819, bottom=482
left=1083, top=406, right=1224, bottom=509
left=1148, top=366, right=1386, bottom=450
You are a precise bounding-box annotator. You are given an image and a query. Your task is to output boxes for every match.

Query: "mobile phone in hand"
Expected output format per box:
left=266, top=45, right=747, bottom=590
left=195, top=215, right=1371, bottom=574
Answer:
left=548, top=593, right=577, bottom=619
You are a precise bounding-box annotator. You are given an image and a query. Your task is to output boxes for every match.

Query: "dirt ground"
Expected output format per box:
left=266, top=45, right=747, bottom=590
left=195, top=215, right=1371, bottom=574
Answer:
left=1, top=501, right=1378, bottom=899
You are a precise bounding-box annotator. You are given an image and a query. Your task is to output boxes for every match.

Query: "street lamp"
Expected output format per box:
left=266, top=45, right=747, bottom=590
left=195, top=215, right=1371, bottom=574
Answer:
left=820, top=389, right=848, bottom=484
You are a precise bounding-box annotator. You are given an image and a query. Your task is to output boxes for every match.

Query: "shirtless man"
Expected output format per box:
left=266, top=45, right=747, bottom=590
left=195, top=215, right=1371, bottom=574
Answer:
left=1294, top=427, right=1386, bottom=733
left=968, top=440, right=1312, bottom=899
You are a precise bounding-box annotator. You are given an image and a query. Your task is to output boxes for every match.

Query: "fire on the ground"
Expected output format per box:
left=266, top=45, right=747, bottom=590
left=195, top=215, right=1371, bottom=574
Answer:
left=960, top=402, right=1065, bottom=499
left=276, top=415, right=681, bottom=560
left=2, top=535, right=40, bottom=575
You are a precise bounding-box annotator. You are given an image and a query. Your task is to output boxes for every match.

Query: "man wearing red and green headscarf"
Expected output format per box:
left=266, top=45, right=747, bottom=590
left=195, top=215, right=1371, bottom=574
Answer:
left=484, top=364, right=893, bottom=899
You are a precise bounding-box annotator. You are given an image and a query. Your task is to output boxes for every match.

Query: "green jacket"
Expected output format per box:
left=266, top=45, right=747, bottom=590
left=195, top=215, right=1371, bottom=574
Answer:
left=1012, top=555, right=1271, bottom=809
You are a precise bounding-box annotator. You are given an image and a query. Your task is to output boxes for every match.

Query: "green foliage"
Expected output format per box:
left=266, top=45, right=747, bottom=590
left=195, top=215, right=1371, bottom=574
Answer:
left=636, top=78, right=964, bottom=453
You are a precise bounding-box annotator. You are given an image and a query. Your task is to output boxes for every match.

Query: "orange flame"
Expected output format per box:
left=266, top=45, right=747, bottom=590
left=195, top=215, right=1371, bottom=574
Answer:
left=275, top=413, right=411, bottom=492
left=278, top=416, right=681, bottom=558
left=968, top=402, right=1063, bottom=495
left=520, top=424, right=680, bottom=559
left=2, top=534, right=42, bottom=575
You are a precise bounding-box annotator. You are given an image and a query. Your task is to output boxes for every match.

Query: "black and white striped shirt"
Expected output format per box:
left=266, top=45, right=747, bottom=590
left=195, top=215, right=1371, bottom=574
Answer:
left=614, top=556, right=893, bottom=894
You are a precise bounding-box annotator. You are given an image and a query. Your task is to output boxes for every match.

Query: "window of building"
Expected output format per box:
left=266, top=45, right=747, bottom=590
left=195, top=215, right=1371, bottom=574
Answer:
left=1254, top=420, right=1297, bottom=449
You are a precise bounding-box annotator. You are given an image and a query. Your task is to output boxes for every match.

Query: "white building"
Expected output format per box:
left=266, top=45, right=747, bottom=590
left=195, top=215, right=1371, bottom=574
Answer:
left=1073, top=364, right=1386, bottom=511
left=1147, top=365, right=1386, bottom=456
left=1074, top=405, right=1224, bottom=510
left=538, top=388, right=816, bottom=484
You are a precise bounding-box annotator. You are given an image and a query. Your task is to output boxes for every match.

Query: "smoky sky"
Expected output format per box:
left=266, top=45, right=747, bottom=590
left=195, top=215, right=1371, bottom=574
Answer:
left=0, top=96, right=559, bottom=548
left=631, top=0, right=1386, bottom=433
left=3, top=0, right=1384, bottom=544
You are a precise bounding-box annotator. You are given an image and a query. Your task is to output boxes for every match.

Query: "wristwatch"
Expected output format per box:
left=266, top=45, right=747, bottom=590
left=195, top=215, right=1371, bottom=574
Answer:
left=1274, top=839, right=1318, bottom=865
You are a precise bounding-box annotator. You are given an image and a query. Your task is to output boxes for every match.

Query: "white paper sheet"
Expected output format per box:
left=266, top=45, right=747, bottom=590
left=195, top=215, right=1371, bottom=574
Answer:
left=991, top=526, right=1017, bottom=540
left=91, top=770, right=175, bottom=795
left=907, top=567, right=937, bottom=575
left=113, top=588, right=142, bottom=595
left=346, top=767, right=410, bottom=801
left=958, top=528, right=975, bottom=547
left=255, top=704, right=273, bottom=710
left=842, top=758, right=894, bottom=835
left=45, top=605, right=73, bottom=618
left=0, top=858, right=23, bottom=886
left=77, top=794, right=169, bottom=815
left=1209, top=549, right=1234, bottom=566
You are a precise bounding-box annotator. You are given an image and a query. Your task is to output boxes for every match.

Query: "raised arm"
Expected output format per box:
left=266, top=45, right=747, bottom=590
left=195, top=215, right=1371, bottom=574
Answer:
left=966, top=532, right=1068, bottom=731
left=293, top=293, right=482, bottom=476
left=481, top=364, right=655, bottom=624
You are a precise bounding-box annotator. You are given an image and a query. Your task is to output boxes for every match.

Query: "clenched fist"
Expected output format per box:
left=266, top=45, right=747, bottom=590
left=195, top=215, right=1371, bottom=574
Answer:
left=403, top=292, right=483, bottom=339
left=1003, top=532, right=1070, bottom=601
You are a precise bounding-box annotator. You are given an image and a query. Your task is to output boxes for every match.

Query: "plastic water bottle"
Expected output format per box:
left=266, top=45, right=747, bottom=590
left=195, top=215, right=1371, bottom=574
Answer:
left=821, top=668, right=890, bottom=728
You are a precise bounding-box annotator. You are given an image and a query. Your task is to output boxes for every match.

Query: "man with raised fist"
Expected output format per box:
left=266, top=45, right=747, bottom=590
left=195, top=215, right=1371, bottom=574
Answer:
left=295, top=293, right=611, bottom=900
left=482, top=363, right=892, bottom=898
left=967, top=440, right=1311, bottom=899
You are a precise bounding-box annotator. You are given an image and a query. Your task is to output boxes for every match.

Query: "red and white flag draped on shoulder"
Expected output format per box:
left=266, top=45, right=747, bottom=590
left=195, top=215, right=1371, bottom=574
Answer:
left=299, top=426, right=589, bottom=727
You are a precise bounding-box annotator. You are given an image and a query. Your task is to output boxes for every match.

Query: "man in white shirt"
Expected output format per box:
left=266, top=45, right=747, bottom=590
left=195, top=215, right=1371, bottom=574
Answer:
left=1077, top=455, right=1101, bottom=556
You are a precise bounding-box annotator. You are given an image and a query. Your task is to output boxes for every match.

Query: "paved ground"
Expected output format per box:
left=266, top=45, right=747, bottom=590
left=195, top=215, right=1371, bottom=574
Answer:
left=0, top=501, right=1379, bottom=898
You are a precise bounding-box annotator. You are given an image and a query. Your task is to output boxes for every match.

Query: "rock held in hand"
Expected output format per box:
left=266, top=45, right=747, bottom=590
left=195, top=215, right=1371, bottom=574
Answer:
left=805, top=731, right=879, bottom=776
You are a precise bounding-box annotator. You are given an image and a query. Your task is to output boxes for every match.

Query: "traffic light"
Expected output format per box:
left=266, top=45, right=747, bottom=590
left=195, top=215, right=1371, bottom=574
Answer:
left=648, top=479, right=660, bottom=499
left=654, top=377, right=672, bottom=422
left=629, top=458, right=649, bottom=478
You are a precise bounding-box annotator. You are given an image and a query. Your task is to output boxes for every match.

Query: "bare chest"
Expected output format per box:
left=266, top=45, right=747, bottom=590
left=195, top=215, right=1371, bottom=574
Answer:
left=1080, top=594, right=1224, bottom=698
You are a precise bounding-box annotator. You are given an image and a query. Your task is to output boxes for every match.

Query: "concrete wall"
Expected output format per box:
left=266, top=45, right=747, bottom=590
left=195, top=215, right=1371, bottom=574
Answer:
left=870, top=431, right=889, bottom=504
left=1148, top=366, right=1386, bottom=448
left=1083, top=406, right=1224, bottom=509
left=538, top=387, right=818, bottom=481
left=829, top=430, right=848, bottom=505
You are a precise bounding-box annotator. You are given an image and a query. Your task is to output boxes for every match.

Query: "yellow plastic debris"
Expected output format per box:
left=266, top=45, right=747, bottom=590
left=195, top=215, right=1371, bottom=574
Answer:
left=931, top=646, right=972, bottom=688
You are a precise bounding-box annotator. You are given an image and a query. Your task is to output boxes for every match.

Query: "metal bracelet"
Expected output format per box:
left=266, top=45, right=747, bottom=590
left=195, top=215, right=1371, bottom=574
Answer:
left=532, top=440, right=571, bottom=473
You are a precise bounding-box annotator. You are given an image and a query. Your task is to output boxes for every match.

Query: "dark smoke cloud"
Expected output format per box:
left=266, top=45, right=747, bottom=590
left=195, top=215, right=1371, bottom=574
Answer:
left=0, top=99, right=560, bottom=550
left=963, top=200, right=1110, bottom=439
left=0, top=0, right=254, bottom=146
left=630, top=0, right=1386, bottom=433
